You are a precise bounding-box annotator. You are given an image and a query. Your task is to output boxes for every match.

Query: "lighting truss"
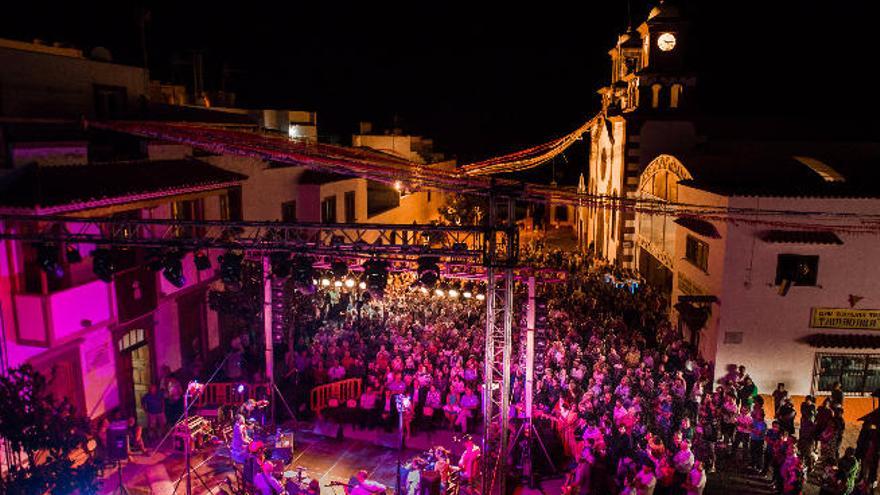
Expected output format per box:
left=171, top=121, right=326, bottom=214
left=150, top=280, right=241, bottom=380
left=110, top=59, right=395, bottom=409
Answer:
left=0, top=214, right=491, bottom=260
left=481, top=193, right=517, bottom=495
left=0, top=206, right=520, bottom=495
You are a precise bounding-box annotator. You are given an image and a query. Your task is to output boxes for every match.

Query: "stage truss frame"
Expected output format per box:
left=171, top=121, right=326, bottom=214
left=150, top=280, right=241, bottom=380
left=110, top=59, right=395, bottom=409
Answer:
left=0, top=211, right=518, bottom=495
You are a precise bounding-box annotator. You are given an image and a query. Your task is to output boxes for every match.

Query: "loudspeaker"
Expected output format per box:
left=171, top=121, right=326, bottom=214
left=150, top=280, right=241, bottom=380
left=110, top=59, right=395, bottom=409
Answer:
left=106, top=420, right=129, bottom=461
left=313, top=419, right=342, bottom=440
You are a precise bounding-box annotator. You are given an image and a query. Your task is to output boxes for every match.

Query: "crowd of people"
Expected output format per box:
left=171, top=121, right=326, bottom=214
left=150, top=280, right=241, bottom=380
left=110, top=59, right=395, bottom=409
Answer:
left=131, top=240, right=876, bottom=494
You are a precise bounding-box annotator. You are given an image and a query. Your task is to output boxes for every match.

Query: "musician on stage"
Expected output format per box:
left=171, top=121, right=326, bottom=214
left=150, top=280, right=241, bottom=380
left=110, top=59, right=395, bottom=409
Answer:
left=434, top=447, right=452, bottom=492
left=406, top=458, right=427, bottom=495
left=458, top=435, right=481, bottom=486
left=348, top=469, right=387, bottom=495
left=231, top=414, right=252, bottom=464
left=254, top=460, right=285, bottom=495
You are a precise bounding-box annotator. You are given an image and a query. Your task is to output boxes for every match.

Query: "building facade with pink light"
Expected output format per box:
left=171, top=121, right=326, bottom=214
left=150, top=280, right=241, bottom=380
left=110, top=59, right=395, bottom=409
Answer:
left=0, top=156, right=246, bottom=422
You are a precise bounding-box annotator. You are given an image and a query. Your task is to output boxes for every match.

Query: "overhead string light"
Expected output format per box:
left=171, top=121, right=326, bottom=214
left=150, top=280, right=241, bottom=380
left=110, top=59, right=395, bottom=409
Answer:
left=459, top=116, right=598, bottom=176
left=91, top=121, right=880, bottom=235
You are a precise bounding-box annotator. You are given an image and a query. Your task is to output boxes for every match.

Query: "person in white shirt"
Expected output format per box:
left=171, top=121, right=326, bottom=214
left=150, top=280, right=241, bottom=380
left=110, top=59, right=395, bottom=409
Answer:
left=683, top=460, right=706, bottom=495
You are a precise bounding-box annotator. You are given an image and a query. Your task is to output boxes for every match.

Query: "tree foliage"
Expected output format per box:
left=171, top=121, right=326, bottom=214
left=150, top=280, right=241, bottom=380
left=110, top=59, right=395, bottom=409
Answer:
left=438, top=194, right=488, bottom=226
left=0, top=365, right=100, bottom=495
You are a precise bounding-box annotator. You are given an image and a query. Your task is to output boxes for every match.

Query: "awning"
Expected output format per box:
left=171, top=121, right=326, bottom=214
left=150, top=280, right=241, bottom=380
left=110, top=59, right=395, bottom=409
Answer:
left=800, top=333, right=880, bottom=348
left=674, top=217, right=721, bottom=238
left=759, top=230, right=843, bottom=245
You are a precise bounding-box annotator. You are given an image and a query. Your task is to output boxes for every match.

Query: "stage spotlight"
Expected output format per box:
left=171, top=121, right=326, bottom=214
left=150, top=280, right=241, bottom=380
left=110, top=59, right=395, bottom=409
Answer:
left=291, top=255, right=315, bottom=286
left=462, top=282, right=474, bottom=299
left=270, top=251, right=291, bottom=278
left=65, top=244, right=83, bottom=264
left=162, top=251, right=186, bottom=288
left=419, top=286, right=429, bottom=295
left=434, top=288, right=445, bottom=297
left=145, top=248, right=164, bottom=272
left=345, top=278, right=355, bottom=288
left=193, top=250, right=211, bottom=271
left=321, top=278, right=331, bottom=287
left=92, top=248, right=117, bottom=282
left=476, top=293, right=485, bottom=301
left=417, top=256, right=440, bottom=287
left=331, top=260, right=349, bottom=278
left=362, top=259, right=389, bottom=293
left=334, top=280, right=343, bottom=288
left=219, top=251, right=244, bottom=284
left=236, top=384, right=247, bottom=394
left=448, top=288, right=460, bottom=298
left=359, top=281, right=367, bottom=290
left=36, top=243, right=64, bottom=279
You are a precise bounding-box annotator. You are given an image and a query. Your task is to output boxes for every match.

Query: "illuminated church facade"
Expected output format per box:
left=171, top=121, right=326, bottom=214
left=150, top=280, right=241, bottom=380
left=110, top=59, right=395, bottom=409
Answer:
left=580, top=2, right=698, bottom=285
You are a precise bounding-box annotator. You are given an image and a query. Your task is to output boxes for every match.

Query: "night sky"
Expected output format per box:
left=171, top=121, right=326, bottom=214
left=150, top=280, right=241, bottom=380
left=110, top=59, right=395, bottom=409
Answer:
left=2, top=1, right=878, bottom=174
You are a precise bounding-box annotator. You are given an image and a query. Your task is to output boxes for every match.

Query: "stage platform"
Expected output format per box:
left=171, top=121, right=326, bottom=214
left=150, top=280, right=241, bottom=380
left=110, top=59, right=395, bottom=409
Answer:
left=98, top=422, right=519, bottom=495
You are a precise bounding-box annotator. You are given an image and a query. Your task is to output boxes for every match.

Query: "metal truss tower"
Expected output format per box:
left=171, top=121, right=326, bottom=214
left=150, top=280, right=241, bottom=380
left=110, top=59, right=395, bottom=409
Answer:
left=481, top=192, right=518, bottom=495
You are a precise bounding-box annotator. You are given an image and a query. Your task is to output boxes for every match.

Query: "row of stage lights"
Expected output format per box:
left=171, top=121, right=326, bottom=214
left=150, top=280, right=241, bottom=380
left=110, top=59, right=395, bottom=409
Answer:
left=311, top=275, right=485, bottom=300
left=36, top=243, right=483, bottom=299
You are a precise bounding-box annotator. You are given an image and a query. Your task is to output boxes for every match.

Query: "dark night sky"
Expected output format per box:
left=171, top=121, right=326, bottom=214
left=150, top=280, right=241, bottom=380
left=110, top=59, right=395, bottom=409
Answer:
left=2, top=1, right=878, bottom=173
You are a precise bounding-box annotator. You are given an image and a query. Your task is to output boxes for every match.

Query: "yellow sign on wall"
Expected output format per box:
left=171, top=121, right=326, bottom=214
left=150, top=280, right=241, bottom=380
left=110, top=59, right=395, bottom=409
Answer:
left=810, top=308, right=880, bottom=330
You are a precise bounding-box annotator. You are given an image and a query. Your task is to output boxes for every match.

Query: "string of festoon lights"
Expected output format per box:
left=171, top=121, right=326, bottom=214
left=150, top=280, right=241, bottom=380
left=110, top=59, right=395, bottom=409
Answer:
left=93, top=121, right=880, bottom=236
left=459, top=117, right=597, bottom=176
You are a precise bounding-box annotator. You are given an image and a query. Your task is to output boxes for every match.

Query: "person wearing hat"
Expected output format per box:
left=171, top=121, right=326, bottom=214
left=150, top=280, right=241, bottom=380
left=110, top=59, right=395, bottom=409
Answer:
left=254, top=460, right=284, bottom=495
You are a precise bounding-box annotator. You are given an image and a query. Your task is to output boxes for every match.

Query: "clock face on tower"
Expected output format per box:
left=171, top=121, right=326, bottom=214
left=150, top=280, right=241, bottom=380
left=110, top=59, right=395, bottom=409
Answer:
left=657, top=32, right=677, bottom=52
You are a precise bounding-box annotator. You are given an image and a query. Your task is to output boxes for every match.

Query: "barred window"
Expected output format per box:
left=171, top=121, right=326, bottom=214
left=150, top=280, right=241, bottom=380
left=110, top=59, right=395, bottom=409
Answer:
left=815, top=353, right=880, bottom=395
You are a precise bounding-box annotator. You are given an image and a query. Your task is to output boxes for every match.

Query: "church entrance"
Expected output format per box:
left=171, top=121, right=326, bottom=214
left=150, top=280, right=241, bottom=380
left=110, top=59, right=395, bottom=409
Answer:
left=638, top=248, right=673, bottom=298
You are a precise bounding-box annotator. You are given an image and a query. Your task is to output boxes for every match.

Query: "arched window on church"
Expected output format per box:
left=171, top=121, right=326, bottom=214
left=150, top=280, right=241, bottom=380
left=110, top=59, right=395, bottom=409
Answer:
left=651, top=84, right=663, bottom=109
left=670, top=84, right=683, bottom=108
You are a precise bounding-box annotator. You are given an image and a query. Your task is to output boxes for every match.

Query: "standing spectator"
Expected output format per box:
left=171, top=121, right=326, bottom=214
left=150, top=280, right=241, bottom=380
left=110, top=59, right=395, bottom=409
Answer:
left=837, top=447, right=862, bottom=495
left=772, top=383, right=789, bottom=416
left=777, top=397, right=797, bottom=436
left=140, top=383, right=165, bottom=440
left=738, top=377, right=758, bottom=410
left=328, top=359, right=346, bottom=381
left=750, top=409, right=767, bottom=472
left=127, top=416, right=145, bottom=453
left=161, top=369, right=183, bottom=425
left=683, top=460, right=707, bottom=495
left=820, top=406, right=846, bottom=464
left=733, top=405, right=752, bottom=459
left=831, top=382, right=845, bottom=407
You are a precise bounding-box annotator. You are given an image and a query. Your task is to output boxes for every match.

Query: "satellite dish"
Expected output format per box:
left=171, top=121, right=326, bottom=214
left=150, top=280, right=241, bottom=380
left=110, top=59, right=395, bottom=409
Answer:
left=90, top=46, right=113, bottom=62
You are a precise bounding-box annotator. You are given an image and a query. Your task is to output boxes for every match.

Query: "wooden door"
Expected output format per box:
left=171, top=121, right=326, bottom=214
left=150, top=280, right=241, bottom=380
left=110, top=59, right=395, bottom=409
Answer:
left=130, top=344, right=151, bottom=425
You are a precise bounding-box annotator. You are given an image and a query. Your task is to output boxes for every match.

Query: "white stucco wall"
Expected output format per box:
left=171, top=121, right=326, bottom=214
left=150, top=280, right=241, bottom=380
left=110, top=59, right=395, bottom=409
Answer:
left=708, top=196, right=880, bottom=395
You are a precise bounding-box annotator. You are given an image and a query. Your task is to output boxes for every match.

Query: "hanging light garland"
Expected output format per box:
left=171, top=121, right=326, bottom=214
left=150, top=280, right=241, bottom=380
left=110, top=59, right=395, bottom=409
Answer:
left=92, top=121, right=880, bottom=236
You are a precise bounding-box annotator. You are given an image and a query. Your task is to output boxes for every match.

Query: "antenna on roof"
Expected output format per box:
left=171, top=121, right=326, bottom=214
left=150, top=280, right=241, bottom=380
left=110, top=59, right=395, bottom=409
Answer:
left=626, top=0, right=633, bottom=31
